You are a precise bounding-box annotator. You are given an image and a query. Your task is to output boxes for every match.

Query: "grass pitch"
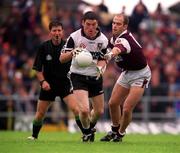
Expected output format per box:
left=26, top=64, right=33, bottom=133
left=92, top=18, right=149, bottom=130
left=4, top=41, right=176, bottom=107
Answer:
left=0, top=131, right=179, bottom=153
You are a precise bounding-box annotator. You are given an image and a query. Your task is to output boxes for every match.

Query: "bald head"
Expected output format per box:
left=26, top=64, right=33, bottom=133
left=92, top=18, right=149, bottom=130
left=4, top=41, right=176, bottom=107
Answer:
left=114, top=14, right=129, bottom=26
left=112, top=14, right=129, bottom=36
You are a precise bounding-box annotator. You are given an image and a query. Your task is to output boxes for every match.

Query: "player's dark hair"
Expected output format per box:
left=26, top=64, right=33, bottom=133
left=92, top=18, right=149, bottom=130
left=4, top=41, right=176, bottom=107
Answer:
left=82, top=11, right=99, bottom=22
left=49, top=19, right=63, bottom=30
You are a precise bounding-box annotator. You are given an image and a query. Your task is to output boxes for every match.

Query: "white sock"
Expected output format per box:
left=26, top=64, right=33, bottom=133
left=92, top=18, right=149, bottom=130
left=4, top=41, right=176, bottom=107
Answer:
left=119, top=131, right=126, bottom=136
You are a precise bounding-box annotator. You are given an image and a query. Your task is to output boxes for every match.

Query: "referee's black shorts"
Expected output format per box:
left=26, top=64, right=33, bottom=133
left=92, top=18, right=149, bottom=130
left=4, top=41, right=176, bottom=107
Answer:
left=39, top=77, right=73, bottom=101
left=70, top=73, right=104, bottom=98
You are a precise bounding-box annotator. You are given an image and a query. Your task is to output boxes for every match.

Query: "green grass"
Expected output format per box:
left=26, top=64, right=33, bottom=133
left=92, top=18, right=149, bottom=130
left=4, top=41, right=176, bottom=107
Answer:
left=0, top=131, right=180, bottom=153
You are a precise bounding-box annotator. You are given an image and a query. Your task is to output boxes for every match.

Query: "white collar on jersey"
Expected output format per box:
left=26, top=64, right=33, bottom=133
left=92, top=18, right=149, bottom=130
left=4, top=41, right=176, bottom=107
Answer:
left=118, top=30, right=128, bottom=38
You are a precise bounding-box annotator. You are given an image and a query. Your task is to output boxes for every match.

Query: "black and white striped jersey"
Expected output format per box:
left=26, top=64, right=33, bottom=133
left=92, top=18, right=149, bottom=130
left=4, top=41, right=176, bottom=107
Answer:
left=63, top=29, right=108, bottom=76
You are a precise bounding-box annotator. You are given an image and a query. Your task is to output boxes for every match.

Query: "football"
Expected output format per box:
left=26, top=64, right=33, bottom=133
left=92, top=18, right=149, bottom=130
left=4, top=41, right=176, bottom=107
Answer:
left=75, top=49, right=93, bottom=67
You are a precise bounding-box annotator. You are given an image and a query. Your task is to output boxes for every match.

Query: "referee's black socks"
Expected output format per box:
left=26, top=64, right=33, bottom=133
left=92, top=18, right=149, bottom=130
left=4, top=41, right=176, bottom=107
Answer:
left=32, top=119, right=43, bottom=138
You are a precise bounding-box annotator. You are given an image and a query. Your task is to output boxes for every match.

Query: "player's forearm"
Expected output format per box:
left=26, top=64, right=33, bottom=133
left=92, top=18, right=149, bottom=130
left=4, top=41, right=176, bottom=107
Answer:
left=59, top=52, right=73, bottom=63
left=104, top=47, right=121, bottom=61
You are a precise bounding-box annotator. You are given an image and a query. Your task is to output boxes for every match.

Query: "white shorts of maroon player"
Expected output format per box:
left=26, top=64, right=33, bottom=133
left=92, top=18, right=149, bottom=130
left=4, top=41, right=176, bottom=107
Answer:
left=117, top=65, right=151, bottom=89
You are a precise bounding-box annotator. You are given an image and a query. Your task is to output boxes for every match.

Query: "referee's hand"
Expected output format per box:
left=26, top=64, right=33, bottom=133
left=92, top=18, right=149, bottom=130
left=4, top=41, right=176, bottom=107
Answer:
left=41, top=81, right=51, bottom=91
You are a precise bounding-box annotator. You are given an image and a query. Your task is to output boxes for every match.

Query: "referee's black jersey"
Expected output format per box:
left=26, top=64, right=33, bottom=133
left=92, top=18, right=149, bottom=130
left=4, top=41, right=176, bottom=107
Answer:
left=33, top=40, right=71, bottom=83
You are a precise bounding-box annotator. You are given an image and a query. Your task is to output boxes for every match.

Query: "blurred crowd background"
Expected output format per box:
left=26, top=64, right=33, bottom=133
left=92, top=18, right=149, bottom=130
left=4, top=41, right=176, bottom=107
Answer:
left=0, top=0, right=180, bottom=130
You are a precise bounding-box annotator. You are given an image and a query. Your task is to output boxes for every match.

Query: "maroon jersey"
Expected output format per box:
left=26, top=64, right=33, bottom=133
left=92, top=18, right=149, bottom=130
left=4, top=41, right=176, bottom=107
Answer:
left=109, top=30, right=147, bottom=70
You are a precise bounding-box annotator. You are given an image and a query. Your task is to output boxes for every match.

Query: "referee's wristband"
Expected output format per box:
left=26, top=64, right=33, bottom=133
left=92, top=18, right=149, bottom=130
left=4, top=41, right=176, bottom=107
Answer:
left=40, top=80, right=46, bottom=87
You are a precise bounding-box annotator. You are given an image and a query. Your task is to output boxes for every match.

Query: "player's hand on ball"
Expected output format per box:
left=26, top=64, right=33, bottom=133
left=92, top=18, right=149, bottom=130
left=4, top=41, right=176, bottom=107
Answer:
left=72, top=47, right=82, bottom=57
left=75, top=49, right=93, bottom=67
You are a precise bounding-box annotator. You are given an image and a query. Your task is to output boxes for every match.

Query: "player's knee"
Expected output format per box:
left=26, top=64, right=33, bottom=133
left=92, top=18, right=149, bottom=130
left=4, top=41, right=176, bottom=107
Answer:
left=80, top=109, right=89, bottom=118
left=123, top=108, right=131, bottom=117
left=71, top=107, right=79, bottom=116
left=109, top=99, right=117, bottom=108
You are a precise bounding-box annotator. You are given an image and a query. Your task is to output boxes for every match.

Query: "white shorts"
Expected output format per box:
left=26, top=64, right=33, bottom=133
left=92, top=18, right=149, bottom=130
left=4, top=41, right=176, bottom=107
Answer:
left=116, top=65, right=151, bottom=89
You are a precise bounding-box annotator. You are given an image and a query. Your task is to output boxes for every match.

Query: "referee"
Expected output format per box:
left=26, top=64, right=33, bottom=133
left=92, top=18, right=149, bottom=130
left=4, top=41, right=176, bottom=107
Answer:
left=28, top=20, right=80, bottom=140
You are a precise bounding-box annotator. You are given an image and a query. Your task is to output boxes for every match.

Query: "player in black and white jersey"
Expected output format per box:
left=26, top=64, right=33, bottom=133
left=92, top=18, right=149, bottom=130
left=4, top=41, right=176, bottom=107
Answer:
left=100, top=14, right=151, bottom=142
left=60, top=11, right=108, bottom=142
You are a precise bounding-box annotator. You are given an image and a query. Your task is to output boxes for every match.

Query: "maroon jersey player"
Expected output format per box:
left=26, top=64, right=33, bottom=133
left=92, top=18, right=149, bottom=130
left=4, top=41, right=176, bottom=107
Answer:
left=100, top=14, right=151, bottom=142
